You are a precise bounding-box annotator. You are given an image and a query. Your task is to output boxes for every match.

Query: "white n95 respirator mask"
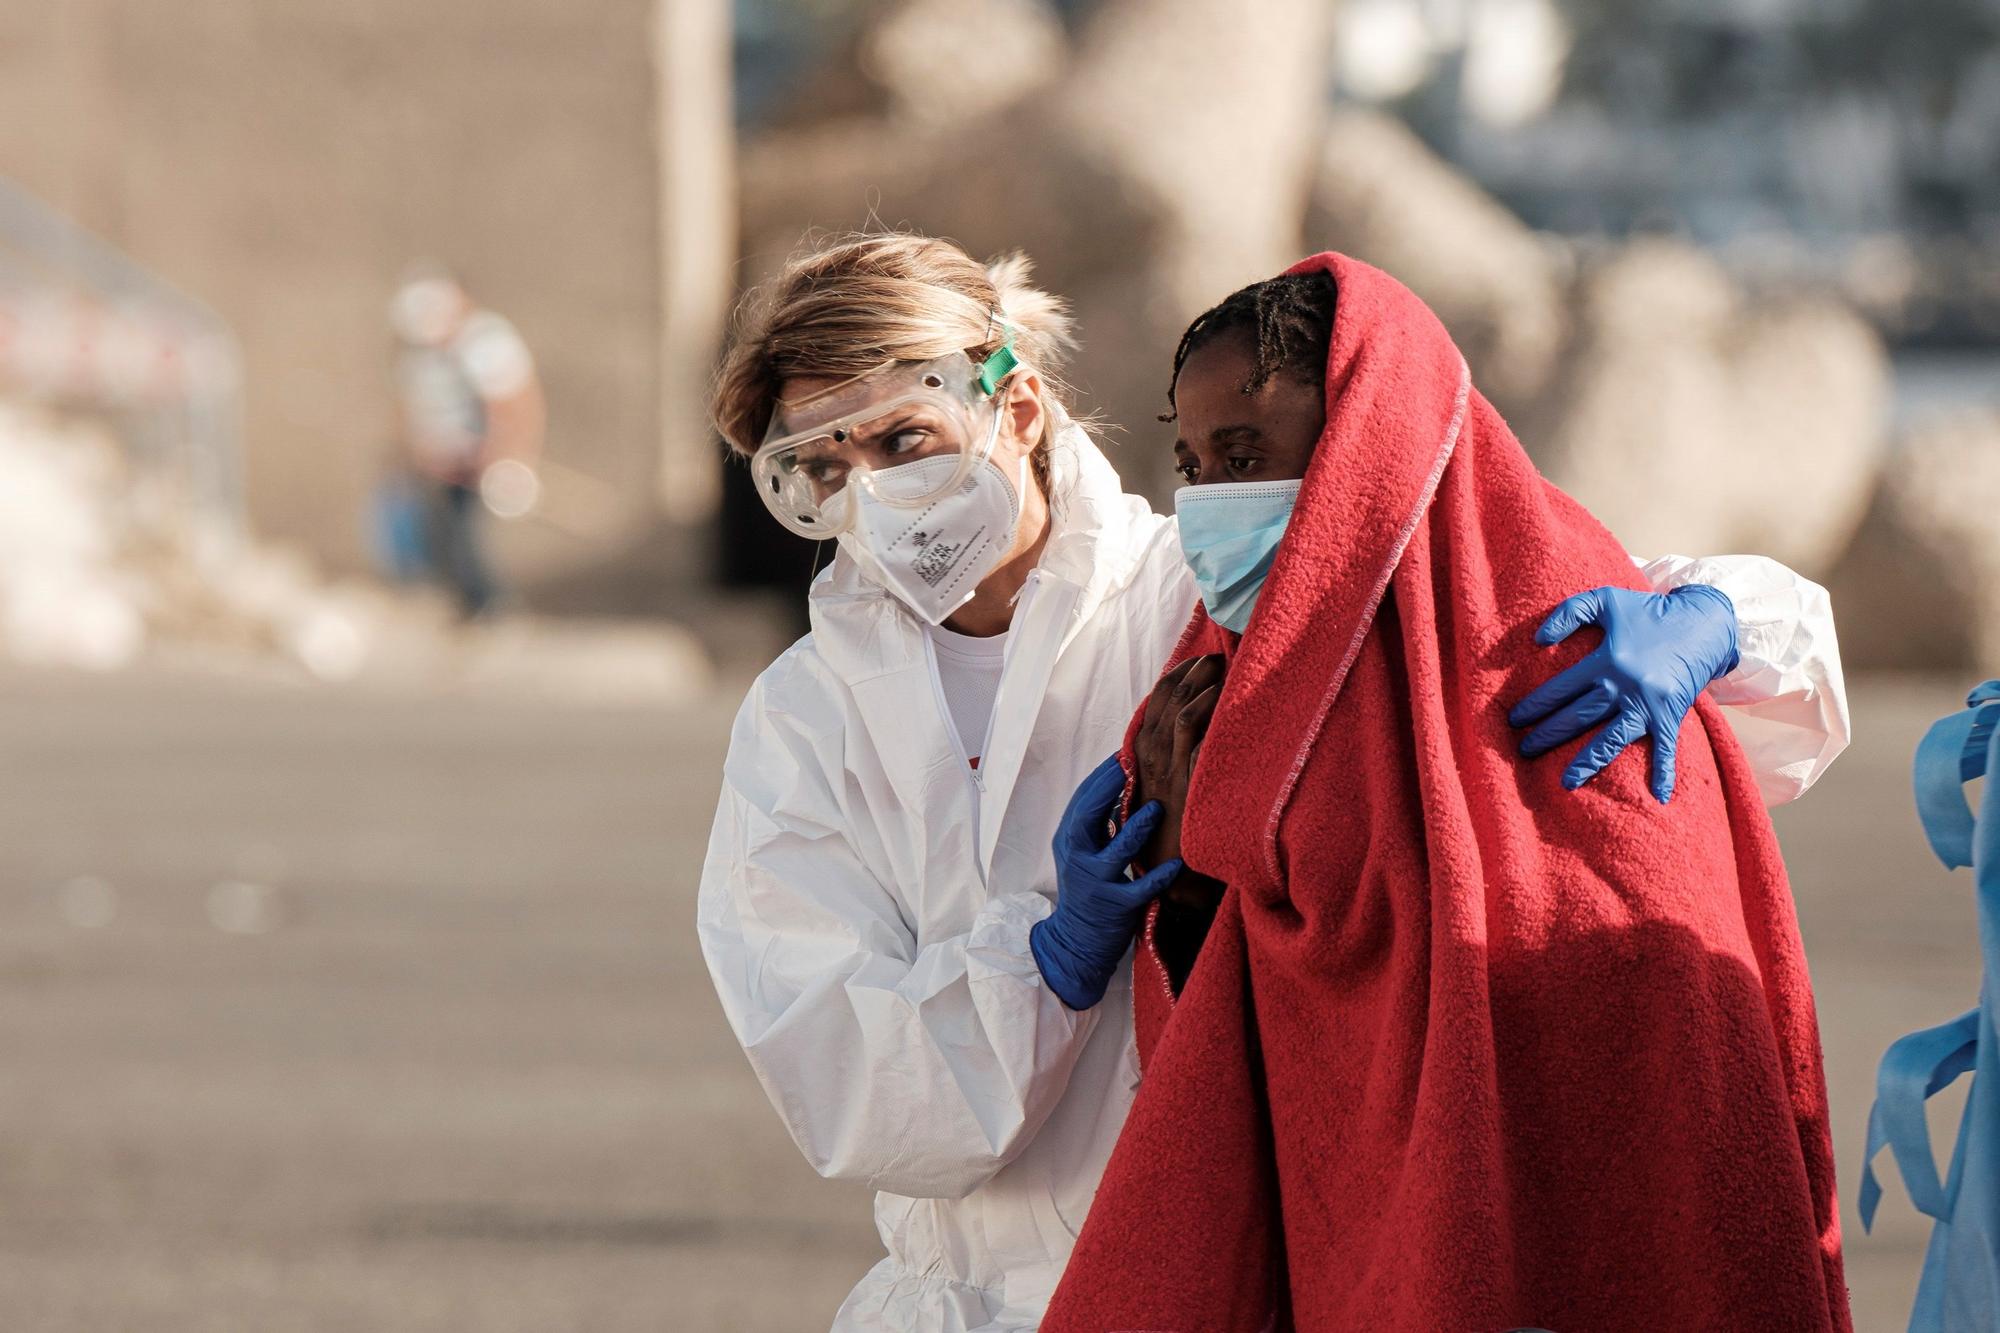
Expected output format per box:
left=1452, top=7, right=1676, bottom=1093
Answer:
left=823, top=445, right=1026, bottom=626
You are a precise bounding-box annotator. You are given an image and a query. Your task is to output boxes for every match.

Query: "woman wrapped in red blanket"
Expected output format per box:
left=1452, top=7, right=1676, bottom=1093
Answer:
left=1042, top=254, right=1850, bottom=1333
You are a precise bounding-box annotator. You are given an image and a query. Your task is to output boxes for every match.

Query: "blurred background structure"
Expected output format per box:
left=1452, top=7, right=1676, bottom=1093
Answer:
left=1, top=0, right=1997, bottom=1328
left=4, top=0, right=1997, bottom=674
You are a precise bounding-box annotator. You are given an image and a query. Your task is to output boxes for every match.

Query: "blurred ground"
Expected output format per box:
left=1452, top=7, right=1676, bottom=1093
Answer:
left=0, top=666, right=1982, bottom=1329
left=0, top=666, right=875, bottom=1331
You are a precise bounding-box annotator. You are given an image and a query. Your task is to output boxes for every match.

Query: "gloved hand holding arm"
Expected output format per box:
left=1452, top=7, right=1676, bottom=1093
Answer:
left=1508, top=554, right=1850, bottom=805
left=1030, top=754, right=1184, bottom=1010
left=1509, top=583, right=1740, bottom=803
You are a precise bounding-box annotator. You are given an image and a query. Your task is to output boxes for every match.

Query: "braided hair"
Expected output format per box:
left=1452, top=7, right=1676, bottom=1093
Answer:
left=1162, top=270, right=1338, bottom=421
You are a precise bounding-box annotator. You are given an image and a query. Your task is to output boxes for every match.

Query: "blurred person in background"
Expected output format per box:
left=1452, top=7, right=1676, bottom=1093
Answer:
left=695, top=233, right=1845, bottom=1333
left=388, top=264, right=544, bottom=618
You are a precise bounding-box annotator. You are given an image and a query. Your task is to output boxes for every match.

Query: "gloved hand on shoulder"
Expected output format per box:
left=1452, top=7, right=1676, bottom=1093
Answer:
left=1509, top=584, right=1741, bottom=803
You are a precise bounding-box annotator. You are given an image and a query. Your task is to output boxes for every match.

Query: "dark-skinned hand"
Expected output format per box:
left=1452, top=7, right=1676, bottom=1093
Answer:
left=1131, top=653, right=1228, bottom=911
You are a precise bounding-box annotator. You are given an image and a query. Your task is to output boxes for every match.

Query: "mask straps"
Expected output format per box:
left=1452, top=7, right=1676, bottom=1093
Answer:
left=977, top=338, right=1019, bottom=397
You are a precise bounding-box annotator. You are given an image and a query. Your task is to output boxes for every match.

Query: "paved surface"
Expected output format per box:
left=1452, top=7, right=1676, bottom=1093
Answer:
left=0, top=667, right=877, bottom=1331
left=0, top=666, right=1982, bottom=1329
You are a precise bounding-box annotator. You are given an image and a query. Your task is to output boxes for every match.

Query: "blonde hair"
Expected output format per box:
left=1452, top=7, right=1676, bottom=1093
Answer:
left=711, top=232, right=1077, bottom=456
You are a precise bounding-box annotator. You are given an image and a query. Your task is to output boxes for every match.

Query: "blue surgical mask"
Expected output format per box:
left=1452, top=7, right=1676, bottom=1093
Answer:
left=1172, top=480, right=1303, bottom=634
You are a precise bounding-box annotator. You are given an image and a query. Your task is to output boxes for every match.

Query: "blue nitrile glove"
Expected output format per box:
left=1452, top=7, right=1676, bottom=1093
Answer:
left=1030, top=754, right=1185, bottom=1010
left=1508, top=584, right=1741, bottom=803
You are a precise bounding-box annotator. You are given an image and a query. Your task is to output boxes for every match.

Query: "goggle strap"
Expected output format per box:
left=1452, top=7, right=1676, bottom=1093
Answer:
left=976, top=340, right=1019, bottom=397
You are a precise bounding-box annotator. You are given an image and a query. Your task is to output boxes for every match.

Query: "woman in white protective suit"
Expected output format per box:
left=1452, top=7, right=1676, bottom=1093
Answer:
left=695, top=233, right=1850, bottom=1332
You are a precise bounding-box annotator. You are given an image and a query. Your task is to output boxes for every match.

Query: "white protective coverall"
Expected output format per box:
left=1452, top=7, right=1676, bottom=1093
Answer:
left=696, top=421, right=1850, bottom=1332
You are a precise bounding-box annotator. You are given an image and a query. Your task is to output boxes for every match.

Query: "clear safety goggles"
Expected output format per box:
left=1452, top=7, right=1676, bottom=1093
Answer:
left=749, top=344, right=1019, bottom=538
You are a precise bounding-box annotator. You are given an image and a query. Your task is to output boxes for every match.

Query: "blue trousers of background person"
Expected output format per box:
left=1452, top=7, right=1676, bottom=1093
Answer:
left=422, top=481, right=499, bottom=618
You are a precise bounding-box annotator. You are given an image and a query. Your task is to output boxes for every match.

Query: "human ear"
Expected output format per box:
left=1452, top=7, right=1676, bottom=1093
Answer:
left=999, top=370, right=1047, bottom=457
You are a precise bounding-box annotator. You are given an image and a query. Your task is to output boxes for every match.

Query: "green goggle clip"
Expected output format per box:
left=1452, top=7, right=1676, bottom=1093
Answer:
left=976, top=340, right=1019, bottom=397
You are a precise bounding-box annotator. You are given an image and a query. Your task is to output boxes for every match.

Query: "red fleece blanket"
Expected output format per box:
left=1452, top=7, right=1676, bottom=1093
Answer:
left=1046, top=254, right=1848, bottom=1332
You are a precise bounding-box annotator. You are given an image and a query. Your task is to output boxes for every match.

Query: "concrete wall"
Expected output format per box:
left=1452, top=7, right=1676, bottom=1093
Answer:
left=0, top=0, right=674, bottom=575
